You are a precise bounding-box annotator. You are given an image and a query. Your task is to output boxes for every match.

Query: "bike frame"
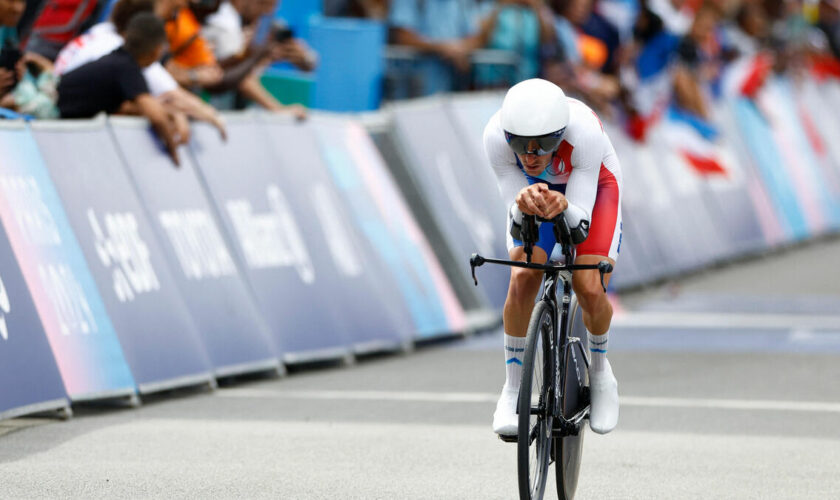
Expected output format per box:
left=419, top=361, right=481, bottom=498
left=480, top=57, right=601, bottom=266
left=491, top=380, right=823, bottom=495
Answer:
left=470, top=253, right=606, bottom=435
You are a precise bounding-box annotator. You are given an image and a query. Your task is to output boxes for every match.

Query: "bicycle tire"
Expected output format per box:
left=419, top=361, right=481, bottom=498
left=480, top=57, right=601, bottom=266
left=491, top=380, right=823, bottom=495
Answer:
left=554, top=295, right=589, bottom=500
left=518, top=300, right=555, bottom=500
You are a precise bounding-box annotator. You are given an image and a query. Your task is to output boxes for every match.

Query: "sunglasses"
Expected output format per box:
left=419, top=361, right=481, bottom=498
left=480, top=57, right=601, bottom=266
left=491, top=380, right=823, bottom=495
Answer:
left=504, top=128, right=565, bottom=156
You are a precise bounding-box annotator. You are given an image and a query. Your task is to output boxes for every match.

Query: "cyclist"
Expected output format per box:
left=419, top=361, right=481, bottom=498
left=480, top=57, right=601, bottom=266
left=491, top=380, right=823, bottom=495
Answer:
left=483, top=78, right=622, bottom=436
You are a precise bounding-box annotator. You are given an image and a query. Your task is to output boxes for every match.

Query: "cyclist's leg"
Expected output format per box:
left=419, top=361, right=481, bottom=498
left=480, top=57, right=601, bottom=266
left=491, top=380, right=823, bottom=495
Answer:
left=571, top=254, right=615, bottom=335
left=494, top=222, right=555, bottom=435
left=571, top=176, right=621, bottom=434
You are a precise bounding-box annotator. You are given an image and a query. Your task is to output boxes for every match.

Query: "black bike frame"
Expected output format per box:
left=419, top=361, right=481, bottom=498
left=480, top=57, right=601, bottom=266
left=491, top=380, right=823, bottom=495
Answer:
left=470, top=254, right=606, bottom=435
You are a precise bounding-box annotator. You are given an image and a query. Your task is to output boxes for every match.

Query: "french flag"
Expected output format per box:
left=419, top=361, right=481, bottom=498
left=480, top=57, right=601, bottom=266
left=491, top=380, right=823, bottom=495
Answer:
left=663, top=106, right=729, bottom=177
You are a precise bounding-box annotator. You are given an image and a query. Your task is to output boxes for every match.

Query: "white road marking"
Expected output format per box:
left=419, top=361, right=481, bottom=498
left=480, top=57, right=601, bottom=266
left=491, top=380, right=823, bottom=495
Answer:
left=611, top=311, right=840, bottom=330
left=216, top=389, right=840, bottom=413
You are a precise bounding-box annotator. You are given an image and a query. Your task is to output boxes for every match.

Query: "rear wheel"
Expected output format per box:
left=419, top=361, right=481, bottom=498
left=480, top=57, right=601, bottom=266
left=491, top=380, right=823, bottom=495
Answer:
left=555, top=295, right=589, bottom=500
left=518, top=300, right=555, bottom=500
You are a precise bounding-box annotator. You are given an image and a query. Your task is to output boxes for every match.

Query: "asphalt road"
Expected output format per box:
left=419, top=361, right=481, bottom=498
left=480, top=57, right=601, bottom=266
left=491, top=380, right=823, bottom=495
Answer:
left=1, top=238, right=839, bottom=499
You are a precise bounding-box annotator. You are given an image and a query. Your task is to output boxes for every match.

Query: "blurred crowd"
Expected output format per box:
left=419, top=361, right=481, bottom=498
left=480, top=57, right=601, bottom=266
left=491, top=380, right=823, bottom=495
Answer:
left=329, top=0, right=840, bottom=140
left=0, top=0, right=316, bottom=163
left=2, top=0, right=840, bottom=162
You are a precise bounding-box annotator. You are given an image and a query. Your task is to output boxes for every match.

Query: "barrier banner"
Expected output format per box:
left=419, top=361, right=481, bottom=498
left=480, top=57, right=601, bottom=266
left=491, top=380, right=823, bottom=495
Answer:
left=707, top=102, right=777, bottom=255
left=733, top=96, right=809, bottom=241
left=390, top=99, right=509, bottom=309
left=109, top=119, right=281, bottom=376
left=713, top=102, right=787, bottom=248
left=798, top=80, right=840, bottom=203
left=32, top=121, right=213, bottom=393
left=757, top=79, right=833, bottom=234
left=606, top=123, right=688, bottom=278
left=444, top=93, right=508, bottom=220
left=0, top=122, right=135, bottom=400
left=260, top=115, right=413, bottom=351
left=311, top=116, right=466, bottom=338
left=189, top=116, right=351, bottom=362
left=0, top=217, right=69, bottom=420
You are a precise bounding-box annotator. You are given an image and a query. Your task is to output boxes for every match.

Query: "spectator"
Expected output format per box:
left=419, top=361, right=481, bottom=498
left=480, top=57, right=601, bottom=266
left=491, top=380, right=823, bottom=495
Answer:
left=0, top=0, right=60, bottom=118
left=201, top=0, right=313, bottom=116
left=0, top=51, right=60, bottom=118
left=474, top=0, right=557, bottom=87
left=165, top=0, right=225, bottom=88
left=54, top=0, right=227, bottom=137
left=546, top=0, right=621, bottom=113
left=387, top=0, right=501, bottom=96
left=671, top=4, right=720, bottom=118
left=0, top=0, right=25, bottom=99
left=57, top=12, right=184, bottom=164
left=817, top=0, right=840, bottom=60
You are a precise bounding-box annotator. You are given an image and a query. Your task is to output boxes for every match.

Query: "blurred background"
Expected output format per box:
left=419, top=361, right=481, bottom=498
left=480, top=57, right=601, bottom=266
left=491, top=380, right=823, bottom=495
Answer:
left=0, top=0, right=839, bottom=497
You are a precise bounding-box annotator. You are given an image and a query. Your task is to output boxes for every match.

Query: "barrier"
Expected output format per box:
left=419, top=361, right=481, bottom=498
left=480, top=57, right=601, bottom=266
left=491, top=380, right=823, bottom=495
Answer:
left=189, top=116, right=352, bottom=363
left=32, top=120, right=214, bottom=394
left=388, top=98, right=510, bottom=310
left=732, top=97, right=810, bottom=242
left=109, top=119, right=282, bottom=377
left=258, top=114, right=411, bottom=353
left=311, top=115, right=466, bottom=338
left=5, top=71, right=840, bottom=417
left=0, top=122, right=135, bottom=401
left=0, top=217, right=69, bottom=420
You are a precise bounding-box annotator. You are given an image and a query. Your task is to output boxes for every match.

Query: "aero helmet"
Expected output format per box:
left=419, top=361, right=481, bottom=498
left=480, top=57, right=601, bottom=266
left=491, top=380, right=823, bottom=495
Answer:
left=500, top=78, right=569, bottom=155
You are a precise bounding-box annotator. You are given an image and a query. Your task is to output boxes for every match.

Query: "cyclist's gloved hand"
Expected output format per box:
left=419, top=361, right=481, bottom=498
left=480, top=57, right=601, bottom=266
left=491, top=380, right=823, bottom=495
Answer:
left=509, top=204, right=540, bottom=243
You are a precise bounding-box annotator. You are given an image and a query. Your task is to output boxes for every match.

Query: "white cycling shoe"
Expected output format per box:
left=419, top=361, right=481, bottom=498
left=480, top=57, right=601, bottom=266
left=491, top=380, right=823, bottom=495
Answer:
left=492, top=385, right=519, bottom=436
left=588, top=360, right=619, bottom=434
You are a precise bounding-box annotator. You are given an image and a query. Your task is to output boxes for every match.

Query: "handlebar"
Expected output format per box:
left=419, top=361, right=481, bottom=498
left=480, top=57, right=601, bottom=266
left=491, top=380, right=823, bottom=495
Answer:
left=470, top=252, right=613, bottom=292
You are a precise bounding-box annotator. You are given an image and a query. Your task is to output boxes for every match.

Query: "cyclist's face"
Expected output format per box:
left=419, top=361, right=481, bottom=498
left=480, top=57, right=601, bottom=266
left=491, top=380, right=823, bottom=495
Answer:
left=517, top=139, right=553, bottom=175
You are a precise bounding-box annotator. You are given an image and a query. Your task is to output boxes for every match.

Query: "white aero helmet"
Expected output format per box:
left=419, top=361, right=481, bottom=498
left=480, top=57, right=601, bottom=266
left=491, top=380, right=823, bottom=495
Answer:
left=500, top=78, right=569, bottom=155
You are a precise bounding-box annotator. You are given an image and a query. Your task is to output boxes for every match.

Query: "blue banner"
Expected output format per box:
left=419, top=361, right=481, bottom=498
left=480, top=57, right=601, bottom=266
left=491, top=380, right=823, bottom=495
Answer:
left=0, top=217, right=69, bottom=419
left=391, top=100, right=510, bottom=309
left=32, top=121, right=213, bottom=393
left=261, top=115, right=413, bottom=351
left=733, top=98, right=809, bottom=241
left=109, top=120, right=281, bottom=376
left=0, top=123, right=135, bottom=401
left=189, top=118, right=351, bottom=363
left=311, top=116, right=466, bottom=338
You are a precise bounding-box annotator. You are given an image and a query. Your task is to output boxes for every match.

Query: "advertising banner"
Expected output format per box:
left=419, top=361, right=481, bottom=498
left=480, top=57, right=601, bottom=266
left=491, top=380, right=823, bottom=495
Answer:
left=189, top=116, right=351, bottom=363
left=260, top=115, right=413, bottom=351
left=390, top=99, right=509, bottom=309
left=109, top=119, right=281, bottom=376
left=311, top=116, right=466, bottom=339
left=757, top=80, right=830, bottom=235
left=32, top=121, right=213, bottom=393
left=605, top=122, right=686, bottom=278
left=733, top=96, right=809, bottom=242
left=0, top=122, right=135, bottom=400
left=0, top=218, right=69, bottom=420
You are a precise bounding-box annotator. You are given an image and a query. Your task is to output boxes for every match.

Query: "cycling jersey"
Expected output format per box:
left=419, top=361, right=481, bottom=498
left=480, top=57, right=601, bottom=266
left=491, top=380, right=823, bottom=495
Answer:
left=483, top=98, right=623, bottom=261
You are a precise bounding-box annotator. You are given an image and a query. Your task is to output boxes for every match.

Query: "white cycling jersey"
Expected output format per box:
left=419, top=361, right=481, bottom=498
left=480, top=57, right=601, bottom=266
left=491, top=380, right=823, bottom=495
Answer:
left=483, top=97, right=624, bottom=260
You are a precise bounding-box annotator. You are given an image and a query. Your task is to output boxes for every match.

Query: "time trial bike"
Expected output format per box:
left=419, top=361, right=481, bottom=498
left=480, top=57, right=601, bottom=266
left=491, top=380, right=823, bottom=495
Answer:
left=470, top=214, right=612, bottom=500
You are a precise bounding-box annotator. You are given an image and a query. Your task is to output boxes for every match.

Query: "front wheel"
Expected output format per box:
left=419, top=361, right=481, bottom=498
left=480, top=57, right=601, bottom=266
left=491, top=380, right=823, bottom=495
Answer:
left=518, top=300, right=556, bottom=500
left=555, top=295, right=589, bottom=500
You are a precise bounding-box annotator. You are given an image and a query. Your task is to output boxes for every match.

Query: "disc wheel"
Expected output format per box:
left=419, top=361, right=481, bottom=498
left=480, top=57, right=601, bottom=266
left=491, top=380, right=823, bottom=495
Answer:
left=518, top=301, right=555, bottom=500
left=555, top=295, right=589, bottom=500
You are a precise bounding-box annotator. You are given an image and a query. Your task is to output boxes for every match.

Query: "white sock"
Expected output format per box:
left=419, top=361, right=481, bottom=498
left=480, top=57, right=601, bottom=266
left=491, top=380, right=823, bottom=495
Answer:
left=588, top=330, right=609, bottom=372
left=504, top=333, right=527, bottom=389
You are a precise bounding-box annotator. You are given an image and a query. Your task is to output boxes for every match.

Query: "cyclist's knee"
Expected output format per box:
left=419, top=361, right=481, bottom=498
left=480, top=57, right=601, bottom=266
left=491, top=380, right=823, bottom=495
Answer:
left=573, top=276, right=606, bottom=312
left=508, top=268, right=543, bottom=306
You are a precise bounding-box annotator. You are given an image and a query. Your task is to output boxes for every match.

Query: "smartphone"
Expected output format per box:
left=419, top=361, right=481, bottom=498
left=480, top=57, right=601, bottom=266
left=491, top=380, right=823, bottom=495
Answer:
left=273, top=24, right=294, bottom=43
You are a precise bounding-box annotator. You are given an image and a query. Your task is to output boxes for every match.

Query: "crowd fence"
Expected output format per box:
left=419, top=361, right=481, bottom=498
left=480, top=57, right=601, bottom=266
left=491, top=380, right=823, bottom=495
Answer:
left=2, top=73, right=840, bottom=421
